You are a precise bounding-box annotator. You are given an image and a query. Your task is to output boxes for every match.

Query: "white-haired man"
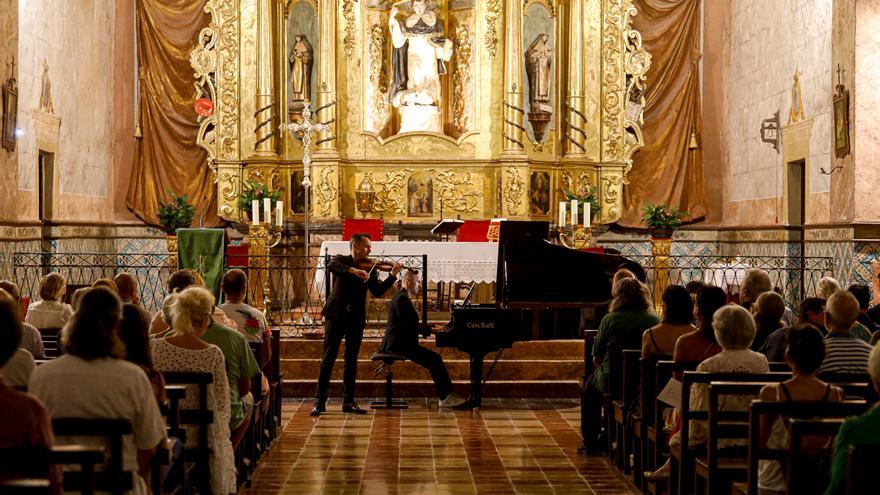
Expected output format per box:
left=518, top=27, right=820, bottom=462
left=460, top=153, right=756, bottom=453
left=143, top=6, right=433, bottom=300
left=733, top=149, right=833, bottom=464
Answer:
left=818, top=290, right=873, bottom=374
left=380, top=269, right=464, bottom=408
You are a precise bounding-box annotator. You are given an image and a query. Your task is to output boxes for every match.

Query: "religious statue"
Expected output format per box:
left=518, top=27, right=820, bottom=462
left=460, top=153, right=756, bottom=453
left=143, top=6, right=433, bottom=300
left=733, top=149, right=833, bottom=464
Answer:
left=289, top=34, right=313, bottom=107
left=525, top=34, right=552, bottom=113
left=524, top=33, right=553, bottom=142
left=389, top=0, right=453, bottom=133
left=39, top=59, right=54, bottom=114
left=788, top=69, right=806, bottom=124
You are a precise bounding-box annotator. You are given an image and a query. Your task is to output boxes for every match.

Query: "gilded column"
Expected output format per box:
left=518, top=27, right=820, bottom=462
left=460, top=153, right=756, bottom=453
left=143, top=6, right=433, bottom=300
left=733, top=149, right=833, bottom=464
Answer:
left=564, top=0, right=586, bottom=157
left=501, top=0, right=525, bottom=156
left=255, top=0, right=277, bottom=156
left=316, top=0, right=338, bottom=154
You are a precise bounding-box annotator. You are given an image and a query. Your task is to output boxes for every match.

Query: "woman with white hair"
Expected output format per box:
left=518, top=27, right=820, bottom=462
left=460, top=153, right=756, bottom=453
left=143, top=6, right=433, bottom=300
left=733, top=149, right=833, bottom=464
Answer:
left=816, top=276, right=841, bottom=300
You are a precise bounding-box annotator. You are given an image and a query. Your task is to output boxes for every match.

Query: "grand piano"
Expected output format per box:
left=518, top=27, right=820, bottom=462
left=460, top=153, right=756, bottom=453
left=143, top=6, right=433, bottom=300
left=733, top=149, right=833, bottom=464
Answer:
left=435, top=221, right=645, bottom=408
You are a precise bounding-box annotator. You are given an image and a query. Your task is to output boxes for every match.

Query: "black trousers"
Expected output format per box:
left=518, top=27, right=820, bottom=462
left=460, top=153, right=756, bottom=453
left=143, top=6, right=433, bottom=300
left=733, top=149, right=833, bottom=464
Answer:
left=580, top=376, right=604, bottom=451
left=315, top=317, right=364, bottom=404
left=404, top=346, right=452, bottom=400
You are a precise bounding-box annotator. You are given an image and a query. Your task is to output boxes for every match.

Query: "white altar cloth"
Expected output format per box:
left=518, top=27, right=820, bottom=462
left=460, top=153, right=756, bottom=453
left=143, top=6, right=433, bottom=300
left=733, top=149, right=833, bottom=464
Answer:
left=315, top=241, right=499, bottom=292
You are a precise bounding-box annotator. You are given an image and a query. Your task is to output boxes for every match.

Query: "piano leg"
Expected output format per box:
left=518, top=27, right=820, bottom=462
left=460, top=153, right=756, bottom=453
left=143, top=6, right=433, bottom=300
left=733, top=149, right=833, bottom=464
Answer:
left=467, top=353, right=486, bottom=409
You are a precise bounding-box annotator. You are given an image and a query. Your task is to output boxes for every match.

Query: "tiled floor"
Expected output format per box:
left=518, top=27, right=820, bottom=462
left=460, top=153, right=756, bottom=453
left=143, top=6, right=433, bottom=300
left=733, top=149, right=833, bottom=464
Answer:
left=242, top=399, right=638, bottom=495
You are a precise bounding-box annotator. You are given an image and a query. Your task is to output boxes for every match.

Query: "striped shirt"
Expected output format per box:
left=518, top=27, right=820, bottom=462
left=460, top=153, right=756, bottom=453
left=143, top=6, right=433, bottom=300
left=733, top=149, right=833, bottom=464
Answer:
left=817, top=332, right=873, bottom=374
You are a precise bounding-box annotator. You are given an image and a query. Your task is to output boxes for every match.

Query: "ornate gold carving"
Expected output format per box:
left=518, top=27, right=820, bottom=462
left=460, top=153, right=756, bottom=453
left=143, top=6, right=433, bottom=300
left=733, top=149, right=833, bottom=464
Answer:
left=523, top=0, right=556, bottom=17
left=217, top=171, right=241, bottom=217
left=485, top=0, right=501, bottom=60
left=561, top=170, right=596, bottom=196
left=601, top=0, right=626, bottom=163
left=358, top=170, right=413, bottom=214
left=452, top=25, right=472, bottom=133
left=601, top=173, right=624, bottom=221
left=622, top=3, right=650, bottom=168
left=342, top=0, right=357, bottom=56
left=368, top=24, right=389, bottom=132
left=504, top=168, right=525, bottom=216
left=315, top=167, right=338, bottom=216
left=432, top=170, right=482, bottom=213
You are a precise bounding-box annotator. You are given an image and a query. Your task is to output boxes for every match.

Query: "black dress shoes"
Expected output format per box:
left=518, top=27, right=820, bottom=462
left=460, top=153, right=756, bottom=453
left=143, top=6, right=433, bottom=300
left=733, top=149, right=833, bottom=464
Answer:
left=310, top=403, right=326, bottom=416
left=341, top=402, right=367, bottom=414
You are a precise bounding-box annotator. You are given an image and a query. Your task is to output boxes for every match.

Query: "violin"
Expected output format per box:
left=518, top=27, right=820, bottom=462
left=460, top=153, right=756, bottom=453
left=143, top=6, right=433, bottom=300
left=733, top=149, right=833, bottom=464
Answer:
left=355, top=257, right=418, bottom=274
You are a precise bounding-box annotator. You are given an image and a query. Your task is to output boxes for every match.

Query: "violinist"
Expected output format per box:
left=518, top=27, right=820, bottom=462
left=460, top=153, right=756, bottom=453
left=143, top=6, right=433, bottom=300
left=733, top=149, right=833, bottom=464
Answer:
left=311, top=233, right=401, bottom=416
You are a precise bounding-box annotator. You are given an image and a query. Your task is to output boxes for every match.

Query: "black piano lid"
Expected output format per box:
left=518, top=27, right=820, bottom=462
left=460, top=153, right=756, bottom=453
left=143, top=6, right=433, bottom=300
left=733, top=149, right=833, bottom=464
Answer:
left=495, top=221, right=646, bottom=307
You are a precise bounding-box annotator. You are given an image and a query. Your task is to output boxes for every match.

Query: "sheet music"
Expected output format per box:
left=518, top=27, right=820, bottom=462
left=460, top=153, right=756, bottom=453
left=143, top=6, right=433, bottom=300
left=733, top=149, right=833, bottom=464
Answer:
left=657, top=377, right=683, bottom=409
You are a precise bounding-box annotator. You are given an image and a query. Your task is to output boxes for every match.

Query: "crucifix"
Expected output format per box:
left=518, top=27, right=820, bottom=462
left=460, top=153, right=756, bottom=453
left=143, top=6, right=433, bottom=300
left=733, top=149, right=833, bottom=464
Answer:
left=280, top=101, right=330, bottom=325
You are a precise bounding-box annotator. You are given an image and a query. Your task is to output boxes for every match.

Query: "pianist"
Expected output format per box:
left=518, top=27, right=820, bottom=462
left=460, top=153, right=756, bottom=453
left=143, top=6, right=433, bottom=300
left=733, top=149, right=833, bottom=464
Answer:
left=380, top=269, right=465, bottom=408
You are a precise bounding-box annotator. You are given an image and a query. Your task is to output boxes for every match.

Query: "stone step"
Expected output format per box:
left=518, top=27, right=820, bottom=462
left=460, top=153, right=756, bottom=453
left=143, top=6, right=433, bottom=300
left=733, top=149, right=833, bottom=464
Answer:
left=280, top=358, right=582, bottom=382
left=280, top=338, right=585, bottom=361
left=282, top=379, right=580, bottom=399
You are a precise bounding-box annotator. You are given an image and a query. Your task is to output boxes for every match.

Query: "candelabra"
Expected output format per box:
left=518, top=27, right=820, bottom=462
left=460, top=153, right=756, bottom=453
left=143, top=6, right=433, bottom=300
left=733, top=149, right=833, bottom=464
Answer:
left=557, top=224, right=593, bottom=249
left=248, top=222, right=282, bottom=311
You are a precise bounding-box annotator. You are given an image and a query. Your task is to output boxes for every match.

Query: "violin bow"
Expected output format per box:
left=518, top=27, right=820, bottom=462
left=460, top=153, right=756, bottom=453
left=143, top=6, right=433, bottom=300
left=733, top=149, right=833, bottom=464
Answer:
left=364, top=249, right=386, bottom=280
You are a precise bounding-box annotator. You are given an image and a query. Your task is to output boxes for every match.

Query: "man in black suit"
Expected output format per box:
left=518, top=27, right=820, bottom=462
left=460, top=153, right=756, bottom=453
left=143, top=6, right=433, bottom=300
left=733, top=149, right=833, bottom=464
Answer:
left=312, top=233, right=401, bottom=416
left=380, top=269, right=464, bottom=408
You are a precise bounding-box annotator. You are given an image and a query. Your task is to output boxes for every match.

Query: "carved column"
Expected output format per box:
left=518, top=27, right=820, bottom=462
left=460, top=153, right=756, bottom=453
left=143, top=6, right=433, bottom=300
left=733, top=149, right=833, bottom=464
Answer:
left=316, top=0, right=338, bottom=155
left=501, top=0, right=525, bottom=156
left=564, top=0, right=586, bottom=157
left=255, top=0, right=277, bottom=156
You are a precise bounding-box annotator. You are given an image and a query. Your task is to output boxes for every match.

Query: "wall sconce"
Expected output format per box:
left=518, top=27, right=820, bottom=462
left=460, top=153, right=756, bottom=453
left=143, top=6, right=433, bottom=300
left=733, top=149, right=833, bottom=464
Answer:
left=355, top=177, right=376, bottom=217
left=760, top=110, right=780, bottom=153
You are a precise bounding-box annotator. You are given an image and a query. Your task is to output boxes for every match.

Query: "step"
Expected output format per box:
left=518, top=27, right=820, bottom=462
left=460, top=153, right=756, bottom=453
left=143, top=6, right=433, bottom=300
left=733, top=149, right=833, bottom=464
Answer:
left=279, top=338, right=586, bottom=360
left=280, top=358, right=583, bottom=382
left=282, top=379, right=580, bottom=399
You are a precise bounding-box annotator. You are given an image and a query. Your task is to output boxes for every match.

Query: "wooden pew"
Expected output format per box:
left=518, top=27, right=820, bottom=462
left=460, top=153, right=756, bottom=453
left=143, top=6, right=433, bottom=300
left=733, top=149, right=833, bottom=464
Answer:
left=161, top=371, right=214, bottom=494
left=634, top=353, right=672, bottom=491
left=155, top=384, right=187, bottom=495
left=787, top=419, right=845, bottom=495
left=578, top=329, right=598, bottom=454
left=611, top=349, right=642, bottom=472
left=51, top=418, right=134, bottom=495
left=270, top=328, right=283, bottom=441
left=847, top=444, right=880, bottom=495
left=0, top=445, right=104, bottom=495
left=671, top=371, right=789, bottom=495
left=36, top=327, right=62, bottom=358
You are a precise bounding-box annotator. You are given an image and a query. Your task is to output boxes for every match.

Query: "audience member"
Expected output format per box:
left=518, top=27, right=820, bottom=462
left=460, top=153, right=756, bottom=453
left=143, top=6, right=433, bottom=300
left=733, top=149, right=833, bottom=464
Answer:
left=150, top=269, right=238, bottom=336
left=0, top=289, right=36, bottom=389
left=0, top=280, right=45, bottom=358
left=641, top=285, right=695, bottom=357
left=24, top=273, right=73, bottom=330
left=759, top=297, right=826, bottom=361
left=825, top=343, right=880, bottom=495
left=118, top=303, right=166, bottom=408
left=219, top=269, right=269, bottom=343
left=772, top=286, right=796, bottom=325
left=866, top=272, right=880, bottom=324
left=847, top=284, right=877, bottom=342
left=29, top=287, right=166, bottom=495
left=70, top=287, right=90, bottom=312
left=818, top=290, right=873, bottom=374
left=91, top=278, right=118, bottom=293
left=150, top=287, right=236, bottom=494
left=0, top=289, right=58, bottom=491
left=757, top=324, right=843, bottom=494
left=114, top=272, right=141, bottom=306
left=816, top=276, right=841, bottom=300
left=740, top=268, right=772, bottom=311
left=751, top=291, right=785, bottom=351
left=612, top=268, right=636, bottom=285
left=672, top=286, right=727, bottom=378
left=583, top=278, right=659, bottom=452
left=685, top=280, right=706, bottom=301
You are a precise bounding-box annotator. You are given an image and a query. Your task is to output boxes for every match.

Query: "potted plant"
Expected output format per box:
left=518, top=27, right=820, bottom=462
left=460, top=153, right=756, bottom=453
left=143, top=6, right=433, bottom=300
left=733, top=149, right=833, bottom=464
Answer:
left=157, top=191, right=196, bottom=236
left=562, top=187, right=601, bottom=224
left=640, top=202, right=686, bottom=239
left=239, top=180, right=282, bottom=221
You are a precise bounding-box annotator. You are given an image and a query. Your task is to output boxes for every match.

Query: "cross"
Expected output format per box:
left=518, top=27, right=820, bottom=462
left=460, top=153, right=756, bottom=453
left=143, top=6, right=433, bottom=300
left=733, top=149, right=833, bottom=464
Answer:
left=836, top=64, right=845, bottom=86
left=280, top=101, right=331, bottom=325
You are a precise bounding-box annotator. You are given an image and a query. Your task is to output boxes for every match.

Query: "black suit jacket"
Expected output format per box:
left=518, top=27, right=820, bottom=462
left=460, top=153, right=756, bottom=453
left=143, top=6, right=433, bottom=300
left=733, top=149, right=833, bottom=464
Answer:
left=380, top=289, right=420, bottom=354
left=322, top=254, right=397, bottom=323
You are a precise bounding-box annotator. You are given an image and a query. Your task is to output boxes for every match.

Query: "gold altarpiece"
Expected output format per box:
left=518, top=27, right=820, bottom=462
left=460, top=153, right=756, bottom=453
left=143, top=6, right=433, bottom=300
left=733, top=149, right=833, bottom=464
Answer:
left=190, top=0, right=650, bottom=225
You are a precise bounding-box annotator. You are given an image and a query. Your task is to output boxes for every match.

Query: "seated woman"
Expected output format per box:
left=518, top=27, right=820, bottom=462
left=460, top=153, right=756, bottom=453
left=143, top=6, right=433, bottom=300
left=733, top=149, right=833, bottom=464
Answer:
left=642, top=285, right=695, bottom=358
left=151, top=287, right=236, bottom=494
left=118, top=303, right=166, bottom=409
left=673, top=285, right=728, bottom=376
left=150, top=269, right=238, bottom=337
left=29, top=287, right=166, bottom=495
left=825, top=343, right=880, bottom=495
left=24, top=272, right=73, bottom=330
left=757, top=324, right=843, bottom=495
left=751, top=291, right=786, bottom=352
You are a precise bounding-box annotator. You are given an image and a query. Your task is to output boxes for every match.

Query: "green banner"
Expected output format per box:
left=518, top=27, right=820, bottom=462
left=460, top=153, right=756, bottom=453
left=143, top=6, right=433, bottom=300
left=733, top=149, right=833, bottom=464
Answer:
left=176, top=228, right=225, bottom=301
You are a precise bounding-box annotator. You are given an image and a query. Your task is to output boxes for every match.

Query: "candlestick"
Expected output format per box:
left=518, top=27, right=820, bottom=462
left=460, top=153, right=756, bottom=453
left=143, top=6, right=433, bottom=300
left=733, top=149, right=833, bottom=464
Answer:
left=276, top=201, right=284, bottom=228
left=252, top=200, right=259, bottom=226
left=570, top=199, right=578, bottom=226
left=263, top=198, right=271, bottom=224
left=585, top=203, right=591, bottom=228
left=559, top=201, right=566, bottom=227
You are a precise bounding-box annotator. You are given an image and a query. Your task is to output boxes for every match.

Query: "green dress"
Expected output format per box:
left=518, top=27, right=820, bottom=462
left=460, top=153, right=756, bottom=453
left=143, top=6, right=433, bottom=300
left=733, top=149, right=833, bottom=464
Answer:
left=825, top=404, right=880, bottom=495
left=591, top=309, right=660, bottom=393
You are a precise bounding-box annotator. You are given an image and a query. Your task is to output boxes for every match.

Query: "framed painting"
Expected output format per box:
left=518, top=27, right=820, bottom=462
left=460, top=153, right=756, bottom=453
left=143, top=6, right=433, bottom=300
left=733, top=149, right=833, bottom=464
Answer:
left=1, top=76, right=17, bottom=152
left=407, top=171, right=433, bottom=217
left=833, top=84, right=850, bottom=159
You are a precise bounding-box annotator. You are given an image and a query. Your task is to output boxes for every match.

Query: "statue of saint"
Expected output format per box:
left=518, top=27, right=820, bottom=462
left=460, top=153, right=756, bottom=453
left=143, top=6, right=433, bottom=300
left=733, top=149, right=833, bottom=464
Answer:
left=525, top=34, right=552, bottom=114
left=39, top=59, right=54, bottom=114
left=389, top=0, right=453, bottom=133
left=289, top=34, right=313, bottom=105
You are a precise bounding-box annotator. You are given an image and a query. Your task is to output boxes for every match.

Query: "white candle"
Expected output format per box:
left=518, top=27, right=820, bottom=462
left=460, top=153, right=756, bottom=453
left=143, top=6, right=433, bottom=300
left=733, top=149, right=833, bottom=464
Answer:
left=585, top=202, right=591, bottom=228
left=559, top=201, right=566, bottom=227
left=263, top=198, right=271, bottom=224
left=252, top=200, right=259, bottom=225
left=276, top=201, right=284, bottom=228
left=570, top=199, right=578, bottom=226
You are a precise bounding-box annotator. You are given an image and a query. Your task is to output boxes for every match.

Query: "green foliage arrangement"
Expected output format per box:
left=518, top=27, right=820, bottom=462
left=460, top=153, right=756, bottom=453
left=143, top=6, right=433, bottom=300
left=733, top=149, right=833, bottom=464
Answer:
left=157, top=191, right=196, bottom=235
left=238, top=181, right=282, bottom=214
left=640, top=202, right=687, bottom=233
left=563, top=187, right=600, bottom=220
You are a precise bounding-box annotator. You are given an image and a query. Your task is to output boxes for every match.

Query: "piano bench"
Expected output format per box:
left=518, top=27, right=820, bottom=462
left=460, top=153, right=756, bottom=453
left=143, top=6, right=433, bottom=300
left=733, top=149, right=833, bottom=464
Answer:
left=370, top=352, right=409, bottom=410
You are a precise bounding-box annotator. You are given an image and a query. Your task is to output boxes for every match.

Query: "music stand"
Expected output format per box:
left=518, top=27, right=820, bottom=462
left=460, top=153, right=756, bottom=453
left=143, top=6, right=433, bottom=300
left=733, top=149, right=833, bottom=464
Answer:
left=431, top=218, right=464, bottom=241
